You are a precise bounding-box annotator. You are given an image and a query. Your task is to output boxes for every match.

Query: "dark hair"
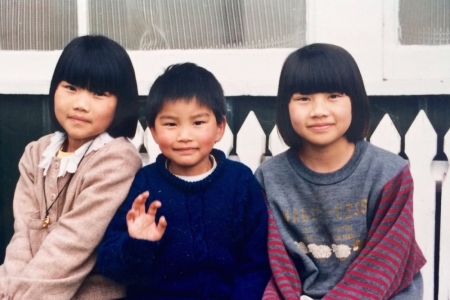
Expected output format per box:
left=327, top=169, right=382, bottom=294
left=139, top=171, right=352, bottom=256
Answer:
left=145, top=63, right=226, bottom=127
left=49, top=35, right=139, bottom=138
left=276, top=43, right=370, bottom=150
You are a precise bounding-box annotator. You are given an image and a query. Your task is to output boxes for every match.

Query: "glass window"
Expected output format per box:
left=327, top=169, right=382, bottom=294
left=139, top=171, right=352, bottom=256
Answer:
left=88, top=0, right=306, bottom=50
left=0, top=0, right=77, bottom=50
left=399, top=0, right=450, bottom=45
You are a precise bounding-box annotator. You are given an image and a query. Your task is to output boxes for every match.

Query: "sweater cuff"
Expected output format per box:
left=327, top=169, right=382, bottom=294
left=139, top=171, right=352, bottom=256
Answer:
left=122, top=235, right=163, bottom=266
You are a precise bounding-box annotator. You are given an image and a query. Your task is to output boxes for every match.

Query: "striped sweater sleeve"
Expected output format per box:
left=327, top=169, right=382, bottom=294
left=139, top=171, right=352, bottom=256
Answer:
left=263, top=209, right=302, bottom=300
left=324, top=165, right=426, bottom=300
left=263, top=165, right=426, bottom=300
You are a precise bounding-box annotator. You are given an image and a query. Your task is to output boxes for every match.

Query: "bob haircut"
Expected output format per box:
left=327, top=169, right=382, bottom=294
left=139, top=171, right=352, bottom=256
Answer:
left=276, top=43, right=370, bottom=150
left=145, top=62, right=226, bottom=127
left=49, top=35, right=139, bottom=138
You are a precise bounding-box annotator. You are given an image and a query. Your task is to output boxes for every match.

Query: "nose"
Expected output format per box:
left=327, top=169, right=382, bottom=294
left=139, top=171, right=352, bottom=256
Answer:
left=310, top=97, right=329, bottom=117
left=73, top=90, right=90, bottom=111
left=176, top=125, right=192, bottom=142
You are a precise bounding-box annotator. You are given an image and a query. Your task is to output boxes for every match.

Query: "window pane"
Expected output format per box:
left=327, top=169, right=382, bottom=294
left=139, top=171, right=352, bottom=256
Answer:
left=0, top=0, right=77, bottom=50
left=399, top=0, right=450, bottom=45
left=88, top=0, right=306, bottom=50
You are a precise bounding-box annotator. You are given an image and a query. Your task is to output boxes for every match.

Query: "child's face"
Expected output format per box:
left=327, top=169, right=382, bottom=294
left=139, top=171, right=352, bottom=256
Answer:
left=288, top=92, right=352, bottom=150
left=150, top=98, right=225, bottom=176
left=54, top=81, right=117, bottom=152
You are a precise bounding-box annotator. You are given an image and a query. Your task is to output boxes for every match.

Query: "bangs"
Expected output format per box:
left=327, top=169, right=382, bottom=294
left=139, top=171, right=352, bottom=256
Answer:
left=57, top=50, right=126, bottom=95
left=146, top=63, right=226, bottom=127
left=52, top=36, right=133, bottom=96
left=156, top=65, right=220, bottom=104
left=282, top=45, right=356, bottom=97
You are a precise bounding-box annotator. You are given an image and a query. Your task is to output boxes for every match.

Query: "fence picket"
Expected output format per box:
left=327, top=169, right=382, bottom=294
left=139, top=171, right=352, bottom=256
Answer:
left=131, top=121, right=145, bottom=150
left=439, top=129, right=450, bottom=300
left=236, top=111, right=266, bottom=172
left=143, top=127, right=161, bottom=165
left=369, top=114, right=401, bottom=154
left=269, top=125, right=289, bottom=156
left=405, top=110, right=436, bottom=300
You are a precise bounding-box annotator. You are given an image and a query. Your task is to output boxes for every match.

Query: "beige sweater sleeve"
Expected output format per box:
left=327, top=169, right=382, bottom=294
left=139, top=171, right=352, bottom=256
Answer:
left=0, top=141, right=40, bottom=298
left=5, top=138, right=142, bottom=300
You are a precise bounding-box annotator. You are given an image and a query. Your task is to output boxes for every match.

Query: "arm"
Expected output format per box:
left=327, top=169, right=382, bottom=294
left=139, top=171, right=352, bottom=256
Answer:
left=7, top=141, right=142, bottom=300
left=0, top=142, right=39, bottom=294
left=324, top=166, right=426, bottom=300
left=231, top=174, right=271, bottom=300
left=262, top=209, right=303, bottom=300
left=389, top=272, right=423, bottom=300
left=96, top=171, right=167, bottom=285
left=255, top=168, right=303, bottom=300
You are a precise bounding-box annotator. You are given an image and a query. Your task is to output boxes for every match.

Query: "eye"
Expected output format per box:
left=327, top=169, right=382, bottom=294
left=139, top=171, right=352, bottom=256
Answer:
left=329, top=93, right=344, bottom=99
left=63, top=84, right=76, bottom=91
left=93, top=91, right=111, bottom=97
left=163, top=122, right=176, bottom=127
left=194, top=120, right=205, bottom=126
left=291, top=94, right=309, bottom=102
left=294, top=96, right=309, bottom=102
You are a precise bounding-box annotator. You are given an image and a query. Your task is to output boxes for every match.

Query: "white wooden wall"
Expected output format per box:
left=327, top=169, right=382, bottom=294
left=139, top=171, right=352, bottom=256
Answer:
left=131, top=110, right=449, bottom=300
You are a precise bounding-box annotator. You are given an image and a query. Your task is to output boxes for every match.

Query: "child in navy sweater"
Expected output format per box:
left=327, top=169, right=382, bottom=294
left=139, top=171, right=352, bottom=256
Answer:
left=97, top=63, right=270, bottom=299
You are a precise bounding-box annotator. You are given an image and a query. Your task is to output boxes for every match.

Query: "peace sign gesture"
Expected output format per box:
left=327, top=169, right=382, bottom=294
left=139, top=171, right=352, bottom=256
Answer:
left=126, top=191, right=167, bottom=241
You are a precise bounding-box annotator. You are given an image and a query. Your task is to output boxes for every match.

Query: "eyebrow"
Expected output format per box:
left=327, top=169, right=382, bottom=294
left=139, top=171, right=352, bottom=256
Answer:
left=158, top=112, right=211, bottom=120
left=191, top=112, right=210, bottom=118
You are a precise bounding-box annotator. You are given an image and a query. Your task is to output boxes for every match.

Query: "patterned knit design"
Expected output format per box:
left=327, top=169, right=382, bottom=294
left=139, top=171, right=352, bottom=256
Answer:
left=262, top=165, right=426, bottom=300
left=97, top=149, right=271, bottom=299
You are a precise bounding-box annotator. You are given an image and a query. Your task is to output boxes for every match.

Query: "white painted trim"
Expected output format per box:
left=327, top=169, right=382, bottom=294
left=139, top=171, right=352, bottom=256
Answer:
left=1, top=48, right=449, bottom=96
left=77, top=0, right=89, bottom=36
left=305, top=0, right=316, bottom=44
left=1, top=0, right=449, bottom=96
left=382, top=0, right=450, bottom=81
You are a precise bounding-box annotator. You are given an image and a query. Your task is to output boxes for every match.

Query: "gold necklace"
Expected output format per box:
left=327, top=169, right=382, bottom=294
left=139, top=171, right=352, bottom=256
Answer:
left=42, top=141, right=92, bottom=228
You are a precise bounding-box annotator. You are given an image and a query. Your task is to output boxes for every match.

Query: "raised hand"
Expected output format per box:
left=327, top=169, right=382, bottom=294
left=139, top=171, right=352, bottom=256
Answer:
left=126, top=191, right=167, bottom=241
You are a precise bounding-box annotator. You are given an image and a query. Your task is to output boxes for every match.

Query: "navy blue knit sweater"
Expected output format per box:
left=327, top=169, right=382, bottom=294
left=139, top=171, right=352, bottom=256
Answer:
left=96, top=149, right=270, bottom=299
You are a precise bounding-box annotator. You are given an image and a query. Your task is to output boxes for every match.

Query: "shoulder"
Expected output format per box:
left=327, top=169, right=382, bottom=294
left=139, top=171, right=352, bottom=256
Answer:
left=97, top=137, right=141, bottom=164
left=254, top=150, right=290, bottom=184
left=208, top=149, right=259, bottom=187
left=220, top=154, right=256, bottom=180
left=102, top=137, right=140, bottom=155
left=362, top=141, right=408, bottom=178
left=20, top=133, right=54, bottom=164
left=81, top=137, right=142, bottom=176
left=257, top=151, right=289, bottom=171
left=23, top=133, right=53, bottom=152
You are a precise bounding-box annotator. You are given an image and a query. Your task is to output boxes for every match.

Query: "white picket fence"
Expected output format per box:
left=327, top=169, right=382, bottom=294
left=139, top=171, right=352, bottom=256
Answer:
left=130, top=110, right=449, bottom=300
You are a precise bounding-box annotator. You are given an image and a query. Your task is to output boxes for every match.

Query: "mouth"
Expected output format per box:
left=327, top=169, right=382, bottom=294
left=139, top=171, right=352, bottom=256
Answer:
left=68, top=116, right=89, bottom=123
left=309, top=123, right=333, bottom=131
left=174, top=147, right=197, bottom=154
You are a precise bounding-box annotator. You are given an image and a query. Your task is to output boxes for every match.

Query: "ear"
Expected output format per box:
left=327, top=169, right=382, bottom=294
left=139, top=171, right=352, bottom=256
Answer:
left=215, top=117, right=226, bottom=143
left=148, top=123, right=160, bottom=145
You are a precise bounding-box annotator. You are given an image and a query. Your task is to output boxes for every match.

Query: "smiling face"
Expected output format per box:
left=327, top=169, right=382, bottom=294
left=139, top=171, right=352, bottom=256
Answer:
left=54, top=81, right=117, bottom=152
left=289, top=92, right=352, bottom=151
left=150, top=98, right=225, bottom=176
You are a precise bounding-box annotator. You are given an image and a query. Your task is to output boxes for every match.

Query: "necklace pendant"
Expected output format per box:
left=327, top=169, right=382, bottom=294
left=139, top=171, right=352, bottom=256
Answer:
left=42, top=215, right=50, bottom=228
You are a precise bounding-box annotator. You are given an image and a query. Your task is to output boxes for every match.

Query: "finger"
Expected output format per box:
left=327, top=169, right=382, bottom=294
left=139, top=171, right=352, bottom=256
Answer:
left=131, top=191, right=150, bottom=216
left=156, top=216, right=167, bottom=236
left=126, top=210, right=135, bottom=224
left=146, top=200, right=162, bottom=217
